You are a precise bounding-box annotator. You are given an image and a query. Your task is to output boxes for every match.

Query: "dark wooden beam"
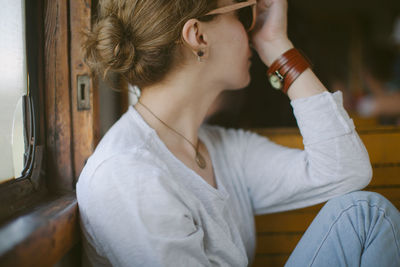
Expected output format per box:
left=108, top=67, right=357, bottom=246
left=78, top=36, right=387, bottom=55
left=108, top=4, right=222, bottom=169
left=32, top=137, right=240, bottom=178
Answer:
left=69, top=0, right=100, bottom=182
left=44, top=0, right=74, bottom=193
left=0, top=193, right=79, bottom=267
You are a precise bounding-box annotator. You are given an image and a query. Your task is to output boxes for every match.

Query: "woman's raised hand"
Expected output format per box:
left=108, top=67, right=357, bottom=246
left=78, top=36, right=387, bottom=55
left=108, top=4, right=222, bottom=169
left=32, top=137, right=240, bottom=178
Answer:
left=251, top=0, right=294, bottom=66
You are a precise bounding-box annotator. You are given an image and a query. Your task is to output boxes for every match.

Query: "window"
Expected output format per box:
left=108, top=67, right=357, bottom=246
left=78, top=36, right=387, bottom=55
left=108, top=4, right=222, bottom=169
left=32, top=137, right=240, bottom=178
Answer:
left=0, top=0, right=46, bottom=223
left=0, top=0, right=29, bottom=184
left=0, top=0, right=91, bottom=264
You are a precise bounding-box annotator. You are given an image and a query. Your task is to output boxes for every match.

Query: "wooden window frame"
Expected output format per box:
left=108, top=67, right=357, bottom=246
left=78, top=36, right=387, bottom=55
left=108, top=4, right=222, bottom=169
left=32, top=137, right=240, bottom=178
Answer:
left=0, top=0, right=99, bottom=266
left=0, top=0, right=47, bottom=222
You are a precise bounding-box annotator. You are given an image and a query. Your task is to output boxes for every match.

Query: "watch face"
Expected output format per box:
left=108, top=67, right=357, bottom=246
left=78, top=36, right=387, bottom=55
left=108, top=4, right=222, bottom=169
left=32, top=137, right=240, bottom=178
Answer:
left=269, top=74, right=282, bottom=89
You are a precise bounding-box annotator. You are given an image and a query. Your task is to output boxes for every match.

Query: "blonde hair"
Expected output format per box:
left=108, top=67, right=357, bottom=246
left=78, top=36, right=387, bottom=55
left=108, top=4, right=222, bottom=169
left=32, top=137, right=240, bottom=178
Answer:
left=83, top=0, right=217, bottom=88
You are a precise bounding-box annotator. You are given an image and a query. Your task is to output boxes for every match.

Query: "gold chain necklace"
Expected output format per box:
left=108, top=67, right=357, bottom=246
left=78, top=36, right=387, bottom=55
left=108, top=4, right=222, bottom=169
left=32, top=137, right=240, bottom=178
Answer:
left=136, top=100, right=207, bottom=169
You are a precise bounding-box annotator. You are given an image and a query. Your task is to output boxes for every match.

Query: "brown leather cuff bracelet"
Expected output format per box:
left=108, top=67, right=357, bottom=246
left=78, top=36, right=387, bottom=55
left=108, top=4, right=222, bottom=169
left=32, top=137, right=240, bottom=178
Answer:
left=267, top=48, right=311, bottom=94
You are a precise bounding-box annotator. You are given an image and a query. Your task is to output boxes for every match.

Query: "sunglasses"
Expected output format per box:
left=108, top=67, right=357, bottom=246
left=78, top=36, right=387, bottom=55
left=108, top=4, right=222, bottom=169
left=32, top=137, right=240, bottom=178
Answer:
left=204, top=0, right=257, bottom=32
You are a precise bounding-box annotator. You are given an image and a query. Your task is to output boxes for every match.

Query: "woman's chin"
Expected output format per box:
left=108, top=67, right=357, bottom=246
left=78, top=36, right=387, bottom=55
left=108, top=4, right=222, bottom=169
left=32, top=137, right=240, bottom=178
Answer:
left=228, top=81, right=251, bottom=91
left=223, top=72, right=251, bottom=90
left=237, top=77, right=252, bottom=90
left=239, top=74, right=252, bottom=88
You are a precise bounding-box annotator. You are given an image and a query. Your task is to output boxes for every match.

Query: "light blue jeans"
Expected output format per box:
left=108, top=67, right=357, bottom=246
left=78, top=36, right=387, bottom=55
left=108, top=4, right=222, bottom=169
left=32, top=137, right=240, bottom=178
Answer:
left=285, top=191, right=400, bottom=267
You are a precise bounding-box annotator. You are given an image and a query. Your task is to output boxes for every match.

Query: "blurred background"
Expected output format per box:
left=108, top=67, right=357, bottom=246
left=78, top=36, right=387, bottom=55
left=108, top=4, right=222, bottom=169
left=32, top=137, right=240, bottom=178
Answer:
left=99, top=0, right=400, bottom=135
left=206, top=0, right=400, bottom=129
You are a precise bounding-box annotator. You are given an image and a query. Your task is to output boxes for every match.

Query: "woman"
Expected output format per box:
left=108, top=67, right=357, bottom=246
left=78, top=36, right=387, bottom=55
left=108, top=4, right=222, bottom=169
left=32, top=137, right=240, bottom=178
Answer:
left=77, top=0, right=400, bottom=266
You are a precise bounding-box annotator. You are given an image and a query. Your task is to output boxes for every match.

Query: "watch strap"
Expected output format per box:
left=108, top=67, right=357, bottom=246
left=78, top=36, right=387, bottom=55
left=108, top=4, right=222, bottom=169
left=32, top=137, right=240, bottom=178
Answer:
left=267, top=48, right=311, bottom=94
left=282, top=59, right=310, bottom=94
left=267, top=48, right=299, bottom=76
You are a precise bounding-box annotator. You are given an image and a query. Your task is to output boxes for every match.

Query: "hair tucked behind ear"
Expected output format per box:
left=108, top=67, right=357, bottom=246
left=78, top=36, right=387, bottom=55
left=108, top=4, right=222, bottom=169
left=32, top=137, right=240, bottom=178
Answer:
left=82, top=0, right=217, bottom=89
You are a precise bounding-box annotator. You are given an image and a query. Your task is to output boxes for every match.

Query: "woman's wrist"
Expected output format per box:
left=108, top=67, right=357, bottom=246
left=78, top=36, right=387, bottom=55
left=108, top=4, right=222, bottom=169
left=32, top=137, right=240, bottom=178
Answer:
left=256, top=38, right=294, bottom=66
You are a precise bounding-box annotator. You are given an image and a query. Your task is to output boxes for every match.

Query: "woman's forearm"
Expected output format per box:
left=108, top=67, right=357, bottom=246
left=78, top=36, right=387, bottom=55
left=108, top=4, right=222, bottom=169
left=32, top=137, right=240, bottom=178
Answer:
left=258, top=38, right=328, bottom=101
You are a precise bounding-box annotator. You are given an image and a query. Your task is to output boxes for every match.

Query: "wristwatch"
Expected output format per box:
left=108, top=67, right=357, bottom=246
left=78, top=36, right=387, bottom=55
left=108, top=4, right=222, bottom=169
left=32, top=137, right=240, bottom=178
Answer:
left=269, top=70, right=284, bottom=90
left=267, top=48, right=311, bottom=94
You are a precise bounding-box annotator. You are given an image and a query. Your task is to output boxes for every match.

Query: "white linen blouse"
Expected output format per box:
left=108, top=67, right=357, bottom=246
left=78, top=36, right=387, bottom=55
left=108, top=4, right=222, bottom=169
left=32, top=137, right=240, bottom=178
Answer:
left=76, top=91, right=372, bottom=267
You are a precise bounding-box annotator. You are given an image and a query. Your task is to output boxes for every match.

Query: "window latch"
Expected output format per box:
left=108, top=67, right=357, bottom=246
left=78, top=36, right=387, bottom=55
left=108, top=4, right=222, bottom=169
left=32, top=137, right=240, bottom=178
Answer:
left=77, top=75, right=90, bottom=110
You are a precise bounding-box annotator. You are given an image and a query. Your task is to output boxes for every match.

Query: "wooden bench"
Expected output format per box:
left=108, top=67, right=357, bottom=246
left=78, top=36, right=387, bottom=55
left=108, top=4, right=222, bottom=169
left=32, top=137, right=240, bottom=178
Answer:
left=251, top=126, right=400, bottom=266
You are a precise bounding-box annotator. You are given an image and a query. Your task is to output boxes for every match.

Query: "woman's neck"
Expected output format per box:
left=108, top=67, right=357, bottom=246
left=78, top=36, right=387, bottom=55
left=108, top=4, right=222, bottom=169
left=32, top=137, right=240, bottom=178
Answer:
left=134, top=71, right=223, bottom=147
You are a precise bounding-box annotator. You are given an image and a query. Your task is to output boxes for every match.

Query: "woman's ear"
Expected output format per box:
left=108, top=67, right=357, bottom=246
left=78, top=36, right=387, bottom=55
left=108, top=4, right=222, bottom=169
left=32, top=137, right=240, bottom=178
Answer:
left=181, top=19, right=209, bottom=58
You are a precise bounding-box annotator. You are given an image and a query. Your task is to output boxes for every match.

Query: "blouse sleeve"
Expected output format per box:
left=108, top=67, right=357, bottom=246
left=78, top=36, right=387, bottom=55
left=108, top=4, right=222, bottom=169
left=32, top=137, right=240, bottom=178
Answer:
left=78, top=154, right=211, bottom=267
left=226, top=91, right=372, bottom=215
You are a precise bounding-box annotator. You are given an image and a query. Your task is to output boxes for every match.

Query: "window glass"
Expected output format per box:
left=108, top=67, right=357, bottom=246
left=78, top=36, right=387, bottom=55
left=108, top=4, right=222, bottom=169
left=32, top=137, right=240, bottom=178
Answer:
left=0, top=0, right=27, bottom=183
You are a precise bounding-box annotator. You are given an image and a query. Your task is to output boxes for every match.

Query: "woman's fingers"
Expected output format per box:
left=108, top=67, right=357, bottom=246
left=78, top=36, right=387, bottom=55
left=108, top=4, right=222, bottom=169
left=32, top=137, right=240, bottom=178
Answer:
left=257, top=0, right=273, bottom=12
left=251, top=0, right=293, bottom=65
left=252, top=0, right=286, bottom=41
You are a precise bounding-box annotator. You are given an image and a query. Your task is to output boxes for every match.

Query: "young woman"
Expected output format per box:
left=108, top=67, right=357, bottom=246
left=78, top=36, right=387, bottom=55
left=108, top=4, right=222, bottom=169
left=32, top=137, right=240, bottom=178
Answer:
left=77, top=0, right=400, bottom=266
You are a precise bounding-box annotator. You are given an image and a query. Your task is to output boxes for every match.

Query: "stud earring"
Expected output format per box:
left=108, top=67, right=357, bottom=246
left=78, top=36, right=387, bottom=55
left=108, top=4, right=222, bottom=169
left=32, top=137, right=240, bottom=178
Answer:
left=197, top=50, right=204, bottom=62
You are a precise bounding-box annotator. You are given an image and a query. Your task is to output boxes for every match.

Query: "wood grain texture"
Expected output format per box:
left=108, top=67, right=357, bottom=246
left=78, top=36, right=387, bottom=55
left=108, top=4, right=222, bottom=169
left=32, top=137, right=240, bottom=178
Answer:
left=252, top=254, right=289, bottom=267
left=1, top=1, right=96, bottom=265
left=370, top=166, right=400, bottom=186
left=256, top=233, right=303, bottom=254
left=0, top=194, right=79, bottom=267
left=255, top=205, right=324, bottom=233
left=44, top=0, right=74, bottom=193
left=69, top=0, right=100, bottom=182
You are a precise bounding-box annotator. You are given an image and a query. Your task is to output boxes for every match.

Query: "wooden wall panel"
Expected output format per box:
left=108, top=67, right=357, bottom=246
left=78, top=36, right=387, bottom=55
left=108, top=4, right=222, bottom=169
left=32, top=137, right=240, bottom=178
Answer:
left=371, top=166, right=400, bottom=186
left=255, top=205, right=323, bottom=233
left=44, top=0, right=74, bottom=192
left=44, top=0, right=99, bottom=192
left=252, top=255, right=288, bottom=267
left=69, top=0, right=100, bottom=182
left=256, top=233, right=303, bottom=254
left=363, top=132, right=400, bottom=163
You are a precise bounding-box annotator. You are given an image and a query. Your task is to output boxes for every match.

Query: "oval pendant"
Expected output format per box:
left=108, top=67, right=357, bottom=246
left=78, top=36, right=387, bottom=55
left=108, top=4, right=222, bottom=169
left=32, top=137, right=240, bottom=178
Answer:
left=195, top=152, right=207, bottom=169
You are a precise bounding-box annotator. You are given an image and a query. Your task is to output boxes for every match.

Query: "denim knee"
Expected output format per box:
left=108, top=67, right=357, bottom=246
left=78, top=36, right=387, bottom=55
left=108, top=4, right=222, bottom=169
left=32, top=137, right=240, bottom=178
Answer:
left=286, top=191, right=400, bottom=267
left=322, top=190, right=400, bottom=223
left=326, top=191, right=389, bottom=207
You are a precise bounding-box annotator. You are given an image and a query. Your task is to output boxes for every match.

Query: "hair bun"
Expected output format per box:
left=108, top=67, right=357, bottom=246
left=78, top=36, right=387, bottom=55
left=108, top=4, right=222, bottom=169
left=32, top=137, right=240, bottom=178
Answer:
left=84, top=15, right=136, bottom=78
